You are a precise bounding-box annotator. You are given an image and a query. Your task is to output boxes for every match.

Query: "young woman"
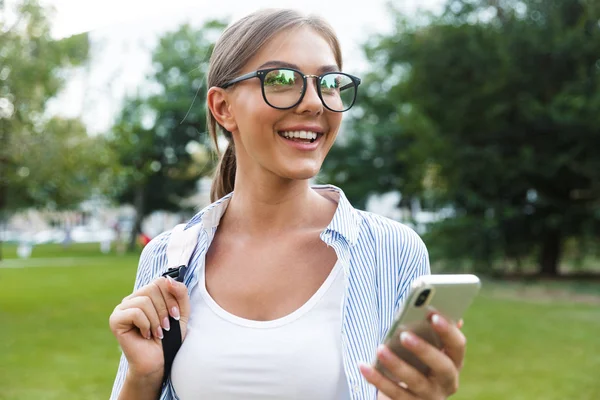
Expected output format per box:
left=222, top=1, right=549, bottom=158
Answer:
left=109, top=8, right=467, bottom=400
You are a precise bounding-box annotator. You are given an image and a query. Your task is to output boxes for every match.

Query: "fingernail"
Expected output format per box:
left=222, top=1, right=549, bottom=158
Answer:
left=432, top=314, right=447, bottom=328
left=171, top=306, right=180, bottom=320
left=377, top=344, right=392, bottom=360
left=400, top=331, right=418, bottom=347
left=167, top=276, right=176, bottom=287
left=156, top=326, right=164, bottom=340
left=162, top=317, right=171, bottom=331
left=358, top=362, right=373, bottom=377
left=146, top=330, right=152, bottom=340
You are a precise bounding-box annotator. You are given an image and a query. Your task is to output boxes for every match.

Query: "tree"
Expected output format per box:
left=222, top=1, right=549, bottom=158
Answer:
left=323, top=0, right=600, bottom=276
left=8, top=117, right=113, bottom=209
left=0, top=0, right=91, bottom=259
left=109, top=21, right=225, bottom=250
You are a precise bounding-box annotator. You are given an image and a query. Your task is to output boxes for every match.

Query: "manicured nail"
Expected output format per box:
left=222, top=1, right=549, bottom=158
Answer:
left=400, top=331, right=418, bottom=347
left=377, top=344, right=392, bottom=361
left=167, top=276, right=177, bottom=287
left=162, top=317, right=171, bottom=331
left=156, top=326, right=164, bottom=340
left=358, top=362, right=373, bottom=377
left=432, top=314, right=447, bottom=328
left=171, top=306, right=180, bottom=320
left=146, top=330, right=152, bottom=340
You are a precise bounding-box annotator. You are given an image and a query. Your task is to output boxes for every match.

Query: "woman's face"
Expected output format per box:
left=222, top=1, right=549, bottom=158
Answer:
left=225, top=27, right=344, bottom=182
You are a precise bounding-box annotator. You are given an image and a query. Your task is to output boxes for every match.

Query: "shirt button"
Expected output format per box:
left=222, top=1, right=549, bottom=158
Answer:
left=352, top=383, right=360, bottom=393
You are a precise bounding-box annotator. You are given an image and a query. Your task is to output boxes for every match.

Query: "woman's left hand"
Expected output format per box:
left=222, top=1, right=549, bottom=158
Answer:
left=359, top=315, right=466, bottom=400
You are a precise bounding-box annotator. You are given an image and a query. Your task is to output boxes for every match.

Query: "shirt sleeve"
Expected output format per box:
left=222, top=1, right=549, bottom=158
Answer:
left=109, top=231, right=171, bottom=400
left=394, top=227, right=431, bottom=312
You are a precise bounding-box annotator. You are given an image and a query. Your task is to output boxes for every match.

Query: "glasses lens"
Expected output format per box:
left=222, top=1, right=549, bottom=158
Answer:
left=263, top=69, right=304, bottom=108
left=320, top=73, right=356, bottom=111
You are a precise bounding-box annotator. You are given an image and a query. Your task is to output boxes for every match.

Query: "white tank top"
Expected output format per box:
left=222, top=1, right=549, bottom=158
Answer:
left=171, top=261, right=350, bottom=399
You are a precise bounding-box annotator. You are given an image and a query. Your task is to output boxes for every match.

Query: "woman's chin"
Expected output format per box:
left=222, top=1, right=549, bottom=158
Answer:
left=278, top=164, right=322, bottom=181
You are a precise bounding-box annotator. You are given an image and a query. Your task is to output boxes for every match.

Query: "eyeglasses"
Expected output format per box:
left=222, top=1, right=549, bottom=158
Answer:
left=219, top=67, right=361, bottom=112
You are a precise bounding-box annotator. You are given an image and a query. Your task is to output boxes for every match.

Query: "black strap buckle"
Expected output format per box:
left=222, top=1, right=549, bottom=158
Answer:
left=161, top=265, right=187, bottom=282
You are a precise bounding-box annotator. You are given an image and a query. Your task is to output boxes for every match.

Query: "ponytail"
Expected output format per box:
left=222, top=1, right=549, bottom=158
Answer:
left=210, top=139, right=236, bottom=202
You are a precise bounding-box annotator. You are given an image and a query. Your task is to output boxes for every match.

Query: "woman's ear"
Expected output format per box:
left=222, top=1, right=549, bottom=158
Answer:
left=207, top=87, right=237, bottom=133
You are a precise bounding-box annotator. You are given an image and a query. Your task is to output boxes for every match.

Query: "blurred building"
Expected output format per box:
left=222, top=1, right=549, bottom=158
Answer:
left=1, top=176, right=212, bottom=245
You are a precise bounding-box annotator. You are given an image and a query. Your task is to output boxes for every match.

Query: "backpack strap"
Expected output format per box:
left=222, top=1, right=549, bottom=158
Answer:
left=161, top=223, right=202, bottom=384
left=166, top=223, right=202, bottom=269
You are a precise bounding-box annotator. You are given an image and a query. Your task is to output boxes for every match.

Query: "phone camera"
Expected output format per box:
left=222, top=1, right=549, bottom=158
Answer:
left=414, top=289, right=431, bottom=307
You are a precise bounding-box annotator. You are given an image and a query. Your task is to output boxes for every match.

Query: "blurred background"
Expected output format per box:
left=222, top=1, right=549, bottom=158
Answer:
left=0, top=0, right=598, bottom=399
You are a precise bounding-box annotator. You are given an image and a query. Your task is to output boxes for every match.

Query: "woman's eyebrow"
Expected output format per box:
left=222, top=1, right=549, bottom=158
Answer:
left=318, top=65, right=341, bottom=74
left=256, top=60, right=341, bottom=74
left=257, top=60, right=299, bottom=69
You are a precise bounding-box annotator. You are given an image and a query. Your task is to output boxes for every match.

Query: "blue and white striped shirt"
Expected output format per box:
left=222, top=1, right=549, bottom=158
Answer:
left=110, top=185, right=430, bottom=400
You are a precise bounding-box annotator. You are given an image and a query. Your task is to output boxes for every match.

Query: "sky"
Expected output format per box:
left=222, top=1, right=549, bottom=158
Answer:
left=41, top=0, right=445, bottom=134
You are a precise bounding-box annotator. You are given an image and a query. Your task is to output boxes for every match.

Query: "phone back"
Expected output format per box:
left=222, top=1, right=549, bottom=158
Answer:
left=376, top=274, right=481, bottom=378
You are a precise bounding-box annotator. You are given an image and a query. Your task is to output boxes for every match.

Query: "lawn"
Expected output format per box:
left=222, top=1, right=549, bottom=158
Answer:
left=1, top=244, right=599, bottom=399
left=0, top=244, right=140, bottom=400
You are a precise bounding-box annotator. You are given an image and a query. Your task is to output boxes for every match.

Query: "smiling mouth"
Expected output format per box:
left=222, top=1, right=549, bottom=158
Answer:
left=278, top=130, right=323, bottom=143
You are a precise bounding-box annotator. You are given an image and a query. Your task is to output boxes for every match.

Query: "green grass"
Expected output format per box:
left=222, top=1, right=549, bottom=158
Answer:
left=1, top=242, right=131, bottom=259
left=456, top=294, right=600, bottom=399
left=0, top=247, right=140, bottom=400
left=1, top=245, right=599, bottom=399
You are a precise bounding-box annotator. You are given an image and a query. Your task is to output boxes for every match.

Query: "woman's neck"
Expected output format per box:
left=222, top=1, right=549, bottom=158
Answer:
left=220, top=174, right=335, bottom=237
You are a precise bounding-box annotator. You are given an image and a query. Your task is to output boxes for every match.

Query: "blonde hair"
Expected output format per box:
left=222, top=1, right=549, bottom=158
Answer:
left=206, top=8, right=343, bottom=201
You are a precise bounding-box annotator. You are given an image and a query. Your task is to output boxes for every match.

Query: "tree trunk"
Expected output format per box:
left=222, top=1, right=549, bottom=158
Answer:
left=0, top=212, right=4, bottom=262
left=128, top=185, right=145, bottom=252
left=539, top=229, right=562, bottom=276
left=1, top=120, right=8, bottom=262
left=0, top=178, right=7, bottom=262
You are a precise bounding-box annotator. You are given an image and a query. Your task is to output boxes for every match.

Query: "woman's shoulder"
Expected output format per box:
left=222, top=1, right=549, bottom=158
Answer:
left=354, top=210, right=430, bottom=291
left=319, top=184, right=427, bottom=256
left=132, top=229, right=174, bottom=289
left=140, top=229, right=172, bottom=259
left=133, top=201, right=219, bottom=287
left=355, top=209, right=427, bottom=251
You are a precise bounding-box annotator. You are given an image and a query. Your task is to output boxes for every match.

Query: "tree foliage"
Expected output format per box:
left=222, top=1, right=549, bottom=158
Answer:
left=0, top=0, right=104, bottom=218
left=8, top=117, right=113, bottom=209
left=322, top=0, right=600, bottom=275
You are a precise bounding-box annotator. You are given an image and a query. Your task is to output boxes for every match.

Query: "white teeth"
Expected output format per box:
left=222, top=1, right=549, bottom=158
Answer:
left=280, top=130, right=319, bottom=140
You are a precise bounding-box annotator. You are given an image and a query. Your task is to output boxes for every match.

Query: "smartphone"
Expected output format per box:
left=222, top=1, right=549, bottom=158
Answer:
left=375, top=274, right=481, bottom=378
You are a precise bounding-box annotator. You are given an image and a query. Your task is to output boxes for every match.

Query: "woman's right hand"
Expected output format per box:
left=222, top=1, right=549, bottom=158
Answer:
left=109, top=276, right=190, bottom=380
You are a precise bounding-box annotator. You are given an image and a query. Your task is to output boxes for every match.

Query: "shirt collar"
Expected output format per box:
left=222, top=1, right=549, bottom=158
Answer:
left=185, top=184, right=361, bottom=246
left=312, top=184, right=361, bottom=246
left=185, top=192, right=232, bottom=231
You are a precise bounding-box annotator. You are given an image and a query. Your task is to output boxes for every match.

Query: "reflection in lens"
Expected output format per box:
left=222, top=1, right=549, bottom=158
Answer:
left=263, top=69, right=303, bottom=108
left=320, top=73, right=356, bottom=111
left=262, top=69, right=357, bottom=111
left=264, top=69, right=297, bottom=88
